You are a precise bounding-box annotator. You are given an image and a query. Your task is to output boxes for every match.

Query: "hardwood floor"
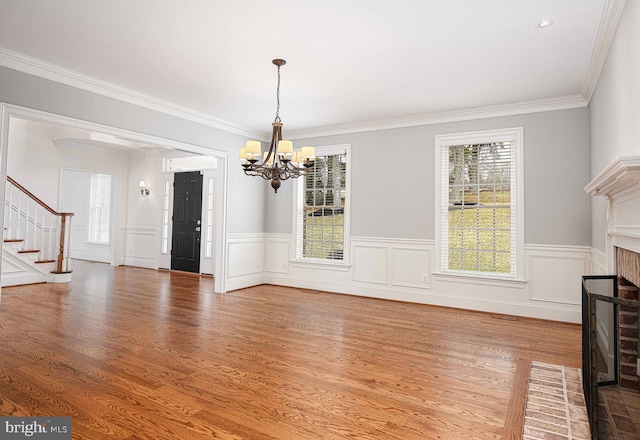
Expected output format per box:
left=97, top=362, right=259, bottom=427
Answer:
left=0, top=260, right=582, bottom=439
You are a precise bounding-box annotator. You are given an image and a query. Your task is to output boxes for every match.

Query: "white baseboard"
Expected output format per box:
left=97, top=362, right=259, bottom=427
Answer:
left=124, top=256, right=157, bottom=269
left=263, top=273, right=582, bottom=323
left=225, top=275, right=266, bottom=292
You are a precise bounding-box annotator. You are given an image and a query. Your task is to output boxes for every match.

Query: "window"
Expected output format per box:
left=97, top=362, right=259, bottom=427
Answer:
left=435, top=128, right=523, bottom=279
left=295, top=144, right=350, bottom=264
left=87, top=173, right=111, bottom=243
left=204, top=177, right=214, bottom=258
left=161, top=179, right=171, bottom=254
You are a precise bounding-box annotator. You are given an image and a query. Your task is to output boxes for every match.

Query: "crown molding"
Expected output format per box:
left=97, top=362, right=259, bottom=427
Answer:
left=0, top=47, right=263, bottom=140
left=1, top=37, right=602, bottom=142
left=582, top=0, right=627, bottom=103
left=285, top=94, right=588, bottom=140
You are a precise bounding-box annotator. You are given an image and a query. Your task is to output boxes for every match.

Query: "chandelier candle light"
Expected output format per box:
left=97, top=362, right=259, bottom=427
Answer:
left=240, top=59, right=315, bottom=193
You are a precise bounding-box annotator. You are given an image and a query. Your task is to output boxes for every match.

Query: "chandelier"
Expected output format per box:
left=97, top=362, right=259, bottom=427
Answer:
left=240, top=59, right=315, bottom=193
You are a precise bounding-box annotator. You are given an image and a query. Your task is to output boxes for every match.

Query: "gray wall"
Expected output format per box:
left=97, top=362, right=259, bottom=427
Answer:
left=0, top=65, right=594, bottom=246
left=266, top=108, right=591, bottom=246
left=0, top=66, right=265, bottom=234
left=588, top=0, right=640, bottom=252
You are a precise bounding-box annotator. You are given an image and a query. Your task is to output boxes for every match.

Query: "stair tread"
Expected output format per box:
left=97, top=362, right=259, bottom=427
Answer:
left=18, top=249, right=40, bottom=253
left=4, top=239, right=24, bottom=243
left=35, top=260, right=55, bottom=264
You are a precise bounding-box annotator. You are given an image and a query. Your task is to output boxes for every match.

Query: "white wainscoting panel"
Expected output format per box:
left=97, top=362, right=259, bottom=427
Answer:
left=70, top=224, right=112, bottom=263
left=69, top=224, right=88, bottom=254
left=391, top=246, right=432, bottom=289
left=265, top=234, right=290, bottom=274
left=227, top=234, right=265, bottom=278
left=225, top=234, right=265, bottom=290
left=123, top=226, right=157, bottom=269
left=257, top=235, right=590, bottom=322
left=352, top=243, right=388, bottom=285
left=526, top=245, right=590, bottom=305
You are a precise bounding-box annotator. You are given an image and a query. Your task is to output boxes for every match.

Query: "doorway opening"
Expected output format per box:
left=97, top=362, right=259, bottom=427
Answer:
left=0, top=103, right=230, bottom=297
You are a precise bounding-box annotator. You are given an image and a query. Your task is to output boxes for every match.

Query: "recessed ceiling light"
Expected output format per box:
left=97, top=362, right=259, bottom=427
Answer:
left=536, top=19, right=554, bottom=28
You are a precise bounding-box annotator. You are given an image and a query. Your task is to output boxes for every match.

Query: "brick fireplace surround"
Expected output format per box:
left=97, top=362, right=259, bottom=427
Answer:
left=616, top=247, right=640, bottom=392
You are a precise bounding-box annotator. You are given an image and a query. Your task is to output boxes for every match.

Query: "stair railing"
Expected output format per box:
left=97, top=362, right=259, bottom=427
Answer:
left=4, top=176, right=74, bottom=273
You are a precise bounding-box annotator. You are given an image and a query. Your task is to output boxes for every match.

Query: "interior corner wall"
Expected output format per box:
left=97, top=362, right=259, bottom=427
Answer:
left=588, top=0, right=640, bottom=254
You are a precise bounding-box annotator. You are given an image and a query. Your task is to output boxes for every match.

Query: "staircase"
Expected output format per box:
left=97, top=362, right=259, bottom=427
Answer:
left=2, top=176, right=73, bottom=286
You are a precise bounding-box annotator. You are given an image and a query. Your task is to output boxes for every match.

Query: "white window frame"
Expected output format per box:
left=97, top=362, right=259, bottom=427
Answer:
left=161, top=178, right=172, bottom=255
left=292, top=144, right=351, bottom=269
left=87, top=173, right=112, bottom=244
left=204, top=175, right=215, bottom=259
left=434, top=128, right=524, bottom=282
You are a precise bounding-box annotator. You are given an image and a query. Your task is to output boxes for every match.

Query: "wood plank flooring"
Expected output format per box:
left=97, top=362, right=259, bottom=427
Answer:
left=0, top=260, right=582, bottom=439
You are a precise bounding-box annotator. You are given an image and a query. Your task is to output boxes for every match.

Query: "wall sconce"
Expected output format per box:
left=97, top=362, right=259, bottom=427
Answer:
left=139, top=180, right=150, bottom=197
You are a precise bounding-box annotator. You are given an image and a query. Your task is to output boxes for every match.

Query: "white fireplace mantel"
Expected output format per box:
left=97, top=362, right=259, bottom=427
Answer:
left=585, top=156, right=640, bottom=260
left=584, top=156, right=640, bottom=198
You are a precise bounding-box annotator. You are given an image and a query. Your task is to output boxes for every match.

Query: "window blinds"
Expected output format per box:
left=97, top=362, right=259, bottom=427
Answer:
left=440, top=141, right=516, bottom=276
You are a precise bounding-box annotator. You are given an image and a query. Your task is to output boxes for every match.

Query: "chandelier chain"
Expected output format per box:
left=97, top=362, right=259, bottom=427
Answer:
left=274, top=64, right=281, bottom=123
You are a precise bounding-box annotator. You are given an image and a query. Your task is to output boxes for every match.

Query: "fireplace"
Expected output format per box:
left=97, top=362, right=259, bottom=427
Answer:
left=583, top=156, right=640, bottom=438
left=582, top=274, right=639, bottom=439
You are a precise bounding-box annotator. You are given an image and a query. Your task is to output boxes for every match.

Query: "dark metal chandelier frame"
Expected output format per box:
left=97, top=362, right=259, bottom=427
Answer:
left=240, top=59, right=314, bottom=193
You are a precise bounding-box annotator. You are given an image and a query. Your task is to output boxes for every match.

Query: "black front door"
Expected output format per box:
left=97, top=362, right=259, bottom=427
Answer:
left=171, top=171, right=203, bottom=273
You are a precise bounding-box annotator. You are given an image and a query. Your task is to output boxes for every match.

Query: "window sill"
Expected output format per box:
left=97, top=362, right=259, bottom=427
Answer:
left=85, top=241, right=111, bottom=246
left=432, top=271, right=527, bottom=288
left=291, top=259, right=351, bottom=272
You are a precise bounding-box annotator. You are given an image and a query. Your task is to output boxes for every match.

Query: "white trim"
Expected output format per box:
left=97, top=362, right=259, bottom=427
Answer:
left=124, top=256, right=157, bottom=269
left=122, top=226, right=158, bottom=235
left=351, top=236, right=434, bottom=247
left=610, top=232, right=640, bottom=256
left=0, top=47, right=263, bottom=140
left=0, top=103, right=230, bottom=293
left=261, top=274, right=580, bottom=323
left=525, top=243, right=592, bottom=253
left=286, top=95, right=586, bottom=139
left=0, top=47, right=590, bottom=141
left=432, top=272, right=527, bottom=288
left=582, top=0, right=628, bottom=103
left=290, top=260, right=352, bottom=272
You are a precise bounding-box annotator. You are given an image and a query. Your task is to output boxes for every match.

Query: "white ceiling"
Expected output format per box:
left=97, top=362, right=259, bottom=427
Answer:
left=0, top=0, right=608, bottom=138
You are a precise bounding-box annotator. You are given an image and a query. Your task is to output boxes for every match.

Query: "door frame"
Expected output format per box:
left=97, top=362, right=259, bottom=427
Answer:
left=157, top=168, right=217, bottom=275
left=0, top=103, right=230, bottom=295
